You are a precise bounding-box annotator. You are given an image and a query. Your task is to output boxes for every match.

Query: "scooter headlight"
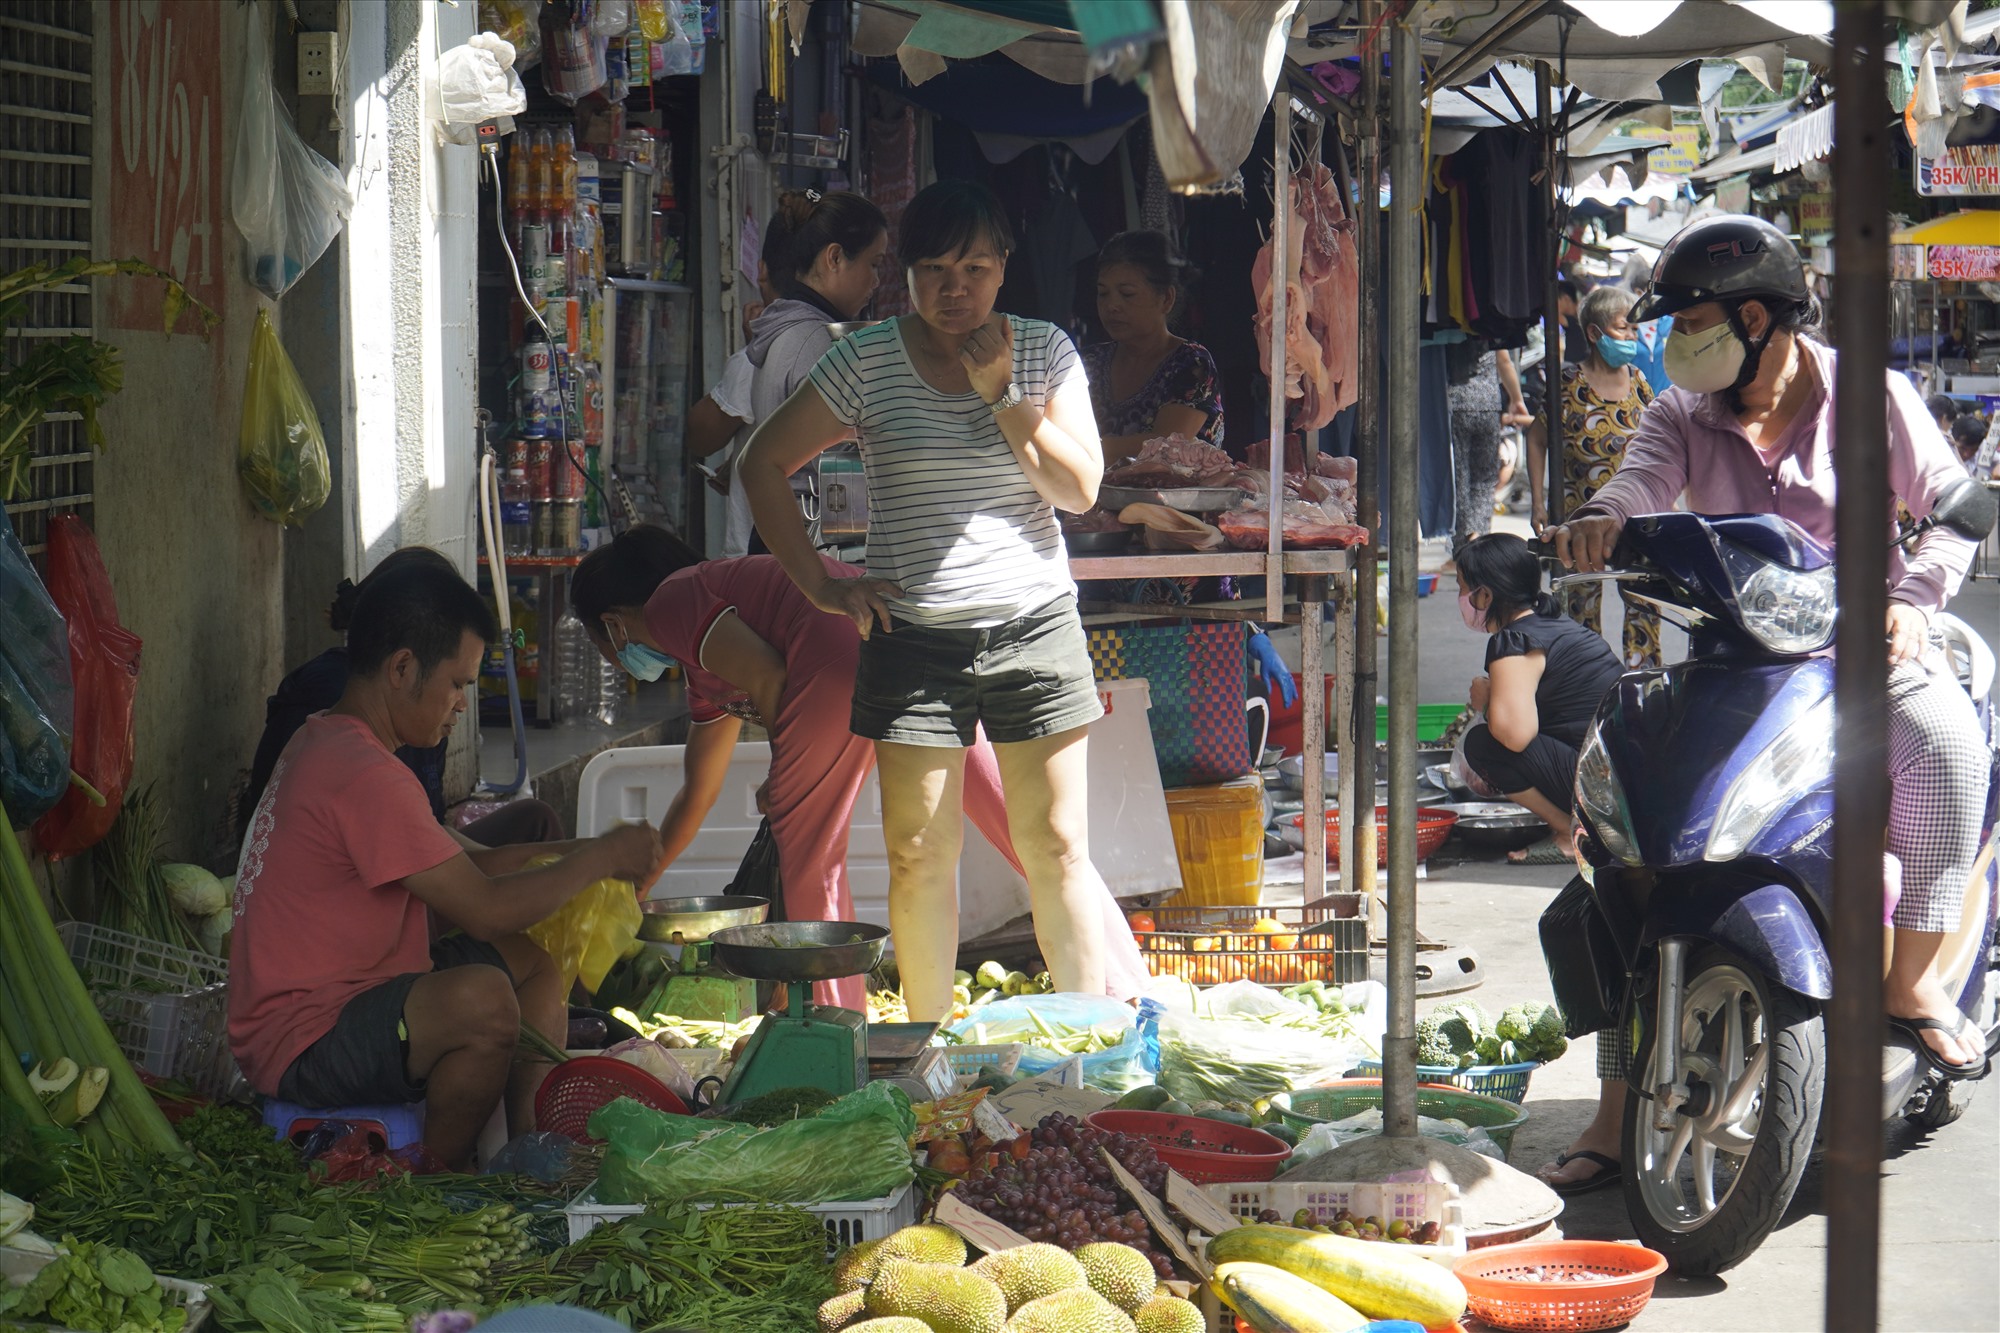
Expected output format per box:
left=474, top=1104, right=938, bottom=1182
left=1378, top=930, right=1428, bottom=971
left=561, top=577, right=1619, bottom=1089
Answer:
left=1576, top=723, right=1641, bottom=867
left=1719, top=543, right=1836, bottom=654
left=1705, top=693, right=1836, bottom=861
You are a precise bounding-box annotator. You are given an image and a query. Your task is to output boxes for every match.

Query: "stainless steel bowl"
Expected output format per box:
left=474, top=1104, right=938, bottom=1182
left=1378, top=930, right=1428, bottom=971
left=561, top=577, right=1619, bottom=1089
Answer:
left=637, top=895, right=771, bottom=944
left=709, top=920, right=890, bottom=983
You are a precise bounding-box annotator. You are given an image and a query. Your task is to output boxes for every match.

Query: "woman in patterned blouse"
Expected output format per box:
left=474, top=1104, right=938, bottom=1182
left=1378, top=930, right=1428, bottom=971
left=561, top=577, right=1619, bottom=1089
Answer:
left=1082, top=230, right=1224, bottom=462
left=1527, top=284, right=1662, bottom=668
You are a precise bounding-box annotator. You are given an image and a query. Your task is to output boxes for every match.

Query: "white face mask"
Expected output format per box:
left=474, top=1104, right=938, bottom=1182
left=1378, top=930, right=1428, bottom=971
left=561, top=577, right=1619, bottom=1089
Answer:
left=1662, top=319, right=1747, bottom=394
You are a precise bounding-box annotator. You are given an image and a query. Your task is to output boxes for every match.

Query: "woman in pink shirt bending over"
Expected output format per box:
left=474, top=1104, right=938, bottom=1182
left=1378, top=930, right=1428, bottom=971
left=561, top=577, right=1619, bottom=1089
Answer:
left=569, top=526, right=1146, bottom=1013
left=1539, top=215, right=1988, bottom=1193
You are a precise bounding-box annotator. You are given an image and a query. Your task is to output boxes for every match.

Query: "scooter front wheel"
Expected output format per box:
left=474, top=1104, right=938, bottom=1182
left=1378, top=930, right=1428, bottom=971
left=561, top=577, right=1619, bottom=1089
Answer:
left=1622, top=946, right=1825, bottom=1276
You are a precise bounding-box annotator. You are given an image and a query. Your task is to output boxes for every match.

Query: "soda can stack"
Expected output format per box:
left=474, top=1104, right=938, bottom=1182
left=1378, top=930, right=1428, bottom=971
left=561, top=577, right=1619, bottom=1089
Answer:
left=528, top=437, right=556, bottom=555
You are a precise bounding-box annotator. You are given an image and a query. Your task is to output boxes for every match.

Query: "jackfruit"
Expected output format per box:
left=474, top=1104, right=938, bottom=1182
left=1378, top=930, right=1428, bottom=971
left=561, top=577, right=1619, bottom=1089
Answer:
left=819, top=1288, right=867, bottom=1332
left=1004, top=1288, right=1138, bottom=1333
left=876, top=1222, right=970, bottom=1268
left=846, top=1321, right=936, bottom=1333
left=970, top=1242, right=1087, bottom=1313
left=832, top=1239, right=886, bottom=1292
left=1075, top=1242, right=1158, bottom=1313
left=1133, top=1294, right=1204, bottom=1333
left=865, top=1259, right=1008, bottom=1333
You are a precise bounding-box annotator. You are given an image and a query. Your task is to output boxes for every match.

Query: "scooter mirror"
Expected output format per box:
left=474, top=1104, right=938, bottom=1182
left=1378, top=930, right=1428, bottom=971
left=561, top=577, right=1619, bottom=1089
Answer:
left=1929, top=475, right=1999, bottom=543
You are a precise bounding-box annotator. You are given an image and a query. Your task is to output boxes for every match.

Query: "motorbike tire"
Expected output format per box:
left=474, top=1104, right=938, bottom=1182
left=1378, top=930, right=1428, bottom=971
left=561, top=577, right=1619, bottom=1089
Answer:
left=1621, top=945, right=1825, bottom=1277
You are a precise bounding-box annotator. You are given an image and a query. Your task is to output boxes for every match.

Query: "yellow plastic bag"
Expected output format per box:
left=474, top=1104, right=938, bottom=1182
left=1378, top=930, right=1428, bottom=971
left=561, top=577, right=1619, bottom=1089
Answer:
left=237, top=309, right=331, bottom=526
left=524, top=854, right=643, bottom=993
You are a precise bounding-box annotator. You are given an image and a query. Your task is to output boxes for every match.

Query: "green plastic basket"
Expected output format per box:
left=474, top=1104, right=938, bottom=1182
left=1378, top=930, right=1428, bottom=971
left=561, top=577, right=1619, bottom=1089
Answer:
left=1270, top=1079, right=1529, bottom=1158
left=1377, top=703, right=1465, bottom=743
left=1349, top=1059, right=1538, bottom=1105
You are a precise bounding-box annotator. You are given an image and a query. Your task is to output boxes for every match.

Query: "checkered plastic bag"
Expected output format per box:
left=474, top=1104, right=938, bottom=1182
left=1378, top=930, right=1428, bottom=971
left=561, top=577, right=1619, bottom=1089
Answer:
left=1087, top=621, right=1253, bottom=787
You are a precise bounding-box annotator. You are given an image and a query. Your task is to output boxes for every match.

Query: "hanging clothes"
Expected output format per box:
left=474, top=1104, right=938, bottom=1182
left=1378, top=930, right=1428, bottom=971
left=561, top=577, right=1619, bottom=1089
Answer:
left=1425, top=128, right=1550, bottom=346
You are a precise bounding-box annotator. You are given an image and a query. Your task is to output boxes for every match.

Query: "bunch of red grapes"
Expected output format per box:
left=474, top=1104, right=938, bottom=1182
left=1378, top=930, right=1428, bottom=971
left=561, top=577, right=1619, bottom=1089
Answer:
left=954, top=1114, right=1176, bottom=1279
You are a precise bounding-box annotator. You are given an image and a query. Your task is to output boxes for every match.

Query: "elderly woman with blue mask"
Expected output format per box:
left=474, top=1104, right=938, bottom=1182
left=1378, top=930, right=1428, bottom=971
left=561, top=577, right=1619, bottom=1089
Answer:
left=1526, top=283, right=1664, bottom=668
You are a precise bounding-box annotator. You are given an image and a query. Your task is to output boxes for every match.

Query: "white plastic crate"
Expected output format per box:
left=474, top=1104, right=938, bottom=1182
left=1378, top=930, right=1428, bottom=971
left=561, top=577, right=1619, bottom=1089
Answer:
left=1200, top=1179, right=1468, bottom=1264
left=564, top=1179, right=918, bottom=1248
left=57, top=921, right=245, bottom=1101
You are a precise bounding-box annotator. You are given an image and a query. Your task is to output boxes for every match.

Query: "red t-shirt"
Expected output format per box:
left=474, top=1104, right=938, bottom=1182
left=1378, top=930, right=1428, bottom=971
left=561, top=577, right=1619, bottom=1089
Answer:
left=644, top=555, right=860, bottom=725
left=226, top=713, right=462, bottom=1095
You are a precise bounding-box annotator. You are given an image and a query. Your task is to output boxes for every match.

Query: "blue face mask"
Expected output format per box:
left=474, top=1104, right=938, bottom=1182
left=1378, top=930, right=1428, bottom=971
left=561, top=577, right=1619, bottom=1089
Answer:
left=1596, top=333, right=1640, bottom=369
left=616, top=641, right=674, bottom=682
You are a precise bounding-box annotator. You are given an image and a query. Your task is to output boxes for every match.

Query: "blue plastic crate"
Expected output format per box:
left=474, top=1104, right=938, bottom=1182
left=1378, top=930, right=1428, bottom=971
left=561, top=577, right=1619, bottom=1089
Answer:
left=1349, top=1058, right=1537, bottom=1105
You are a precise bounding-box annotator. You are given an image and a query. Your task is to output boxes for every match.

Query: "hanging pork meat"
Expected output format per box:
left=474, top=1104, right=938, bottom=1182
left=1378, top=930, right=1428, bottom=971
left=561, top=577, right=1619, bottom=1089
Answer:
left=1252, top=162, right=1360, bottom=433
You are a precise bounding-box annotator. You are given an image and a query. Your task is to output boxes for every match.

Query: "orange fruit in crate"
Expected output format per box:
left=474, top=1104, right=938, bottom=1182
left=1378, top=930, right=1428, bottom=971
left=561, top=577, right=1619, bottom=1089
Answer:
left=1271, top=932, right=1300, bottom=951
left=1127, top=911, right=1156, bottom=933
left=1251, top=917, right=1285, bottom=935
left=1191, top=935, right=1220, bottom=953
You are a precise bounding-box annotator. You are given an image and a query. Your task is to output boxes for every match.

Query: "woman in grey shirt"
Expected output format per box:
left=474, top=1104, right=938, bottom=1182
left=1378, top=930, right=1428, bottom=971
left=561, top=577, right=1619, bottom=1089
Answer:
left=739, top=181, right=1111, bottom=1021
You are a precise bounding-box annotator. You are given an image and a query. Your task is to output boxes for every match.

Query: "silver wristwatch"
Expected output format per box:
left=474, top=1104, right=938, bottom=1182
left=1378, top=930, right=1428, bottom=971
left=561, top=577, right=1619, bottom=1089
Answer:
left=990, top=382, right=1025, bottom=413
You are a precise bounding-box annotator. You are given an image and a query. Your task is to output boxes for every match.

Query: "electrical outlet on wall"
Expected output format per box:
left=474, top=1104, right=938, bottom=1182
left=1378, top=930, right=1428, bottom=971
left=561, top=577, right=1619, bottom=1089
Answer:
left=297, top=32, right=338, bottom=96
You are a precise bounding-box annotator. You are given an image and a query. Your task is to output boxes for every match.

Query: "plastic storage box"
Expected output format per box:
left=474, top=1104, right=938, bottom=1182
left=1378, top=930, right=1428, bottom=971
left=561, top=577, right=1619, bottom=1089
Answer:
left=57, top=921, right=242, bottom=1101
left=1132, top=903, right=1368, bottom=987
left=564, top=1180, right=918, bottom=1247
left=1200, top=1179, right=1468, bottom=1264
left=1162, top=774, right=1267, bottom=907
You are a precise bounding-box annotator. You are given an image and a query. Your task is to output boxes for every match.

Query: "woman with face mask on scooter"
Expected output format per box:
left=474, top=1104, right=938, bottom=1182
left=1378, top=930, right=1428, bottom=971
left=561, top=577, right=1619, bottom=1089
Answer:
left=1542, top=214, right=1988, bottom=1194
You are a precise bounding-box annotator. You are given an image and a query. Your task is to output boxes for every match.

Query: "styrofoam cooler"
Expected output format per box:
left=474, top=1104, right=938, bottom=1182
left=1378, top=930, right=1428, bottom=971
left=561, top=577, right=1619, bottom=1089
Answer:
left=575, top=678, right=1179, bottom=942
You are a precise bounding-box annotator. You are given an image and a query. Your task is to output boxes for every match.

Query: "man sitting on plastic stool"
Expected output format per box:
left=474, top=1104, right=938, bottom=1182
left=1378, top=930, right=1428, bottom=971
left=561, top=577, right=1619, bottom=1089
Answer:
left=226, top=559, right=660, bottom=1170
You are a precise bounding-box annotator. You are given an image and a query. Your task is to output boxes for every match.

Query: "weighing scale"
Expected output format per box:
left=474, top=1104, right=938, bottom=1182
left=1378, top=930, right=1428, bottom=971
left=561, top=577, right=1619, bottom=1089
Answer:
left=709, top=921, right=889, bottom=1105
left=634, top=896, right=771, bottom=1022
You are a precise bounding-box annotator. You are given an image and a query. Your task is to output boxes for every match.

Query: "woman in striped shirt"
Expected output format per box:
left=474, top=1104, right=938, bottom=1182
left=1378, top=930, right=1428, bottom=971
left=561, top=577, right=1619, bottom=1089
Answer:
left=739, top=180, right=1113, bottom=1021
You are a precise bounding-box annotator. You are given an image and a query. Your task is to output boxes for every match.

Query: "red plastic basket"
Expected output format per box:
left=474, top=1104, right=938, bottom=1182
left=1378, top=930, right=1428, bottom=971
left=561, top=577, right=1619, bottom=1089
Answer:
left=535, top=1056, right=691, bottom=1144
left=1083, top=1110, right=1293, bottom=1185
left=1452, top=1240, right=1668, bottom=1331
left=1295, top=805, right=1458, bottom=869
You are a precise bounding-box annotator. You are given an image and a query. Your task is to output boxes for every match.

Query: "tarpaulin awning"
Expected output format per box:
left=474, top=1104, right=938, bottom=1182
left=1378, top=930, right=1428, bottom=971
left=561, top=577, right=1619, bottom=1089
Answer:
left=1777, top=101, right=1837, bottom=170
left=1891, top=210, right=2000, bottom=245
left=1691, top=138, right=1786, bottom=179
left=1405, top=0, right=1836, bottom=102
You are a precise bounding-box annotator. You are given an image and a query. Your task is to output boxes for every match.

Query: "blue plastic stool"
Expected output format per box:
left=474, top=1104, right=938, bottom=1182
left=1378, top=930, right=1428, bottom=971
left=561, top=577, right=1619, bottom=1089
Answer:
left=261, top=1099, right=425, bottom=1152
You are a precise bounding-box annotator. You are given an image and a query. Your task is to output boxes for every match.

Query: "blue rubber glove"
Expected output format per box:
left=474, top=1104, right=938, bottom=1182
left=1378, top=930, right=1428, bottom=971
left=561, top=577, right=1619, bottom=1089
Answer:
left=1247, top=631, right=1298, bottom=707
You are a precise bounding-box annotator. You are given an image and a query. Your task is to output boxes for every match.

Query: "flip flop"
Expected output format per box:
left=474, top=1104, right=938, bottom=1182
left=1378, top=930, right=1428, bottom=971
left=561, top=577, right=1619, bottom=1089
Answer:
left=1887, top=1013, right=1992, bottom=1082
left=1539, top=1149, right=1622, bottom=1197
left=1508, top=837, right=1575, bottom=866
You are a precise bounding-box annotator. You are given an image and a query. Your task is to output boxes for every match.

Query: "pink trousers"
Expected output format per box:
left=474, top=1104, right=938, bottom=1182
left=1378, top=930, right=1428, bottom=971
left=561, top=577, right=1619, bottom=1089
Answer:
left=763, top=665, right=1147, bottom=1010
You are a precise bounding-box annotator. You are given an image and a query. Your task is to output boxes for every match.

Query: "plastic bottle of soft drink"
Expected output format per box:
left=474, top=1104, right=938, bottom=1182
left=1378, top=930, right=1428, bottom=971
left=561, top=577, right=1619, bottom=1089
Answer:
left=552, top=126, right=577, bottom=254
left=507, top=136, right=532, bottom=248
left=529, top=127, right=554, bottom=215
left=552, top=609, right=592, bottom=725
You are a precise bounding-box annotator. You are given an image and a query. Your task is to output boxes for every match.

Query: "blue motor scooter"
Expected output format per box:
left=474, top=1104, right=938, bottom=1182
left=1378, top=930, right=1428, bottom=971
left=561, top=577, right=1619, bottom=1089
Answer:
left=1539, top=477, right=2000, bottom=1276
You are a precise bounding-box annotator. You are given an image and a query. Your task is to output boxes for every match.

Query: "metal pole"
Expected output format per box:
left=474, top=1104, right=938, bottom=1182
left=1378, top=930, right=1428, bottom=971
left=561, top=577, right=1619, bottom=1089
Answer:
left=1334, top=577, right=1357, bottom=886
left=1537, top=62, right=1565, bottom=532
left=1826, top=9, right=1888, bottom=1328
left=1353, top=0, right=1382, bottom=920
left=1268, top=88, right=1292, bottom=621
left=1383, top=12, right=1422, bottom=1140
left=1302, top=575, right=1328, bottom=902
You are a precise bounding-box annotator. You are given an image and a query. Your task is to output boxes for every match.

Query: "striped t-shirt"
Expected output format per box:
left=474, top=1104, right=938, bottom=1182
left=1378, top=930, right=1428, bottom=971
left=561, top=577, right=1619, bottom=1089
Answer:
left=807, top=315, right=1085, bottom=628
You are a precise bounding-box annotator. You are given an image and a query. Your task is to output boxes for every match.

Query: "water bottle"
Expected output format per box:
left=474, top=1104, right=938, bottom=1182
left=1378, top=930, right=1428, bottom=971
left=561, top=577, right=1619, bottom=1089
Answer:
left=596, top=654, right=626, bottom=727
left=553, top=609, right=592, bottom=724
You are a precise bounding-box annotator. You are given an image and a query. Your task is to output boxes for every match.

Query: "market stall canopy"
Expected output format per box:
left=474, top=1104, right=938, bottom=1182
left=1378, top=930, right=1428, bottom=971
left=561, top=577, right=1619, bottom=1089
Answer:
left=854, top=0, right=1338, bottom=190
left=1567, top=162, right=1689, bottom=208
left=1891, top=210, right=2000, bottom=245
left=1405, top=0, right=1838, bottom=102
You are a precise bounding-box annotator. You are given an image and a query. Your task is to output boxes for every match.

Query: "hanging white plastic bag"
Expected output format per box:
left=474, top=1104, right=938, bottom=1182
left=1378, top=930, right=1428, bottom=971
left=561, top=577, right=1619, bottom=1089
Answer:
left=437, top=32, right=529, bottom=145
left=231, top=1, right=352, bottom=300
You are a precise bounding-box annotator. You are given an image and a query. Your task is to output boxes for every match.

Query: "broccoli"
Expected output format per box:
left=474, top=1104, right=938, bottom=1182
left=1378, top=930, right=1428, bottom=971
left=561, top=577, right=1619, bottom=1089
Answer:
left=1513, top=1005, right=1571, bottom=1062
left=1440, top=1001, right=1493, bottom=1044
left=1414, top=1013, right=1458, bottom=1066
left=1495, top=1004, right=1542, bottom=1044
left=1437, top=1014, right=1477, bottom=1056
left=1474, top=1035, right=1504, bottom=1065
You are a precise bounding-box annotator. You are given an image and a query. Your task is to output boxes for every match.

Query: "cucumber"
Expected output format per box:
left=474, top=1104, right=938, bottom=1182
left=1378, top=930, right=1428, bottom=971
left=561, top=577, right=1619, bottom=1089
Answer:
left=1204, top=1225, right=1467, bottom=1327
left=1195, top=1107, right=1254, bottom=1128
left=1115, top=1084, right=1174, bottom=1111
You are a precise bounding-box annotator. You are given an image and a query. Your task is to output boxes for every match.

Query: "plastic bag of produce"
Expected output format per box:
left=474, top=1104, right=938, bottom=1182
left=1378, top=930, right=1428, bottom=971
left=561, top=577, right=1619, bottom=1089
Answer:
left=591, top=1082, right=917, bottom=1206
left=1288, top=1111, right=1505, bottom=1164
left=524, top=858, right=642, bottom=992
left=32, top=517, right=140, bottom=859
left=0, top=509, right=72, bottom=823
left=942, top=993, right=1152, bottom=1092
left=1155, top=1008, right=1355, bottom=1106
left=237, top=310, right=332, bottom=526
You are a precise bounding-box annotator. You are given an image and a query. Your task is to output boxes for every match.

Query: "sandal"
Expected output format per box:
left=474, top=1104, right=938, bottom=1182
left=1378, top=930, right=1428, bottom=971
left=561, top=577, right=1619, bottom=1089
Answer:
left=1887, top=1012, right=1992, bottom=1082
left=1538, top=1149, right=1622, bottom=1197
left=1508, top=837, right=1575, bottom=866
